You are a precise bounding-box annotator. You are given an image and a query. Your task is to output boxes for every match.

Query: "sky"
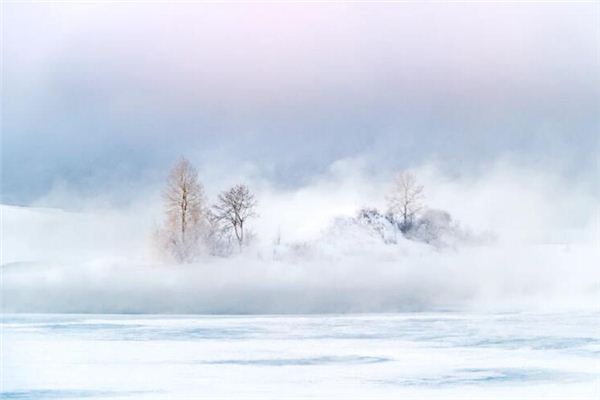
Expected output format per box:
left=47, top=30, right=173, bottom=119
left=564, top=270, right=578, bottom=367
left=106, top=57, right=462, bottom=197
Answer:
left=2, top=1, right=599, bottom=205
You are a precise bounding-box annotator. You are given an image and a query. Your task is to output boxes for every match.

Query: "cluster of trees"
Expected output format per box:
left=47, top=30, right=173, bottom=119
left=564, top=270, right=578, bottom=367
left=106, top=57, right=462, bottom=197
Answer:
left=155, top=158, right=257, bottom=262
left=356, top=171, right=468, bottom=247
left=156, top=159, right=469, bottom=263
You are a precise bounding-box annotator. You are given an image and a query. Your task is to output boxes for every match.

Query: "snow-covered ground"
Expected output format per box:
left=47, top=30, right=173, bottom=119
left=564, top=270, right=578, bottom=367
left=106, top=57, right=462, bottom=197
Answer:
left=3, top=312, right=599, bottom=399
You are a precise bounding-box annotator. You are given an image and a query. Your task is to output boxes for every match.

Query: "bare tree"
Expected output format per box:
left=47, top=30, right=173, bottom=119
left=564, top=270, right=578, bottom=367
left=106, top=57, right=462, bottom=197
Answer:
left=387, top=171, right=425, bottom=232
left=203, top=209, right=235, bottom=256
left=212, top=184, right=257, bottom=250
left=158, top=157, right=207, bottom=262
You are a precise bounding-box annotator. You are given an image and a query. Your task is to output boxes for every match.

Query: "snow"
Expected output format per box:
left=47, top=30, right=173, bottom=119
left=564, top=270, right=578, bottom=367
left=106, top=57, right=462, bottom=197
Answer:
left=3, top=312, right=599, bottom=399
left=2, top=203, right=598, bottom=398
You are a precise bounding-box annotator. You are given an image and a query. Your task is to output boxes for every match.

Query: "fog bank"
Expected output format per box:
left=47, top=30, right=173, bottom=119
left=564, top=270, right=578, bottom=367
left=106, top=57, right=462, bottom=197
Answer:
left=2, top=161, right=598, bottom=313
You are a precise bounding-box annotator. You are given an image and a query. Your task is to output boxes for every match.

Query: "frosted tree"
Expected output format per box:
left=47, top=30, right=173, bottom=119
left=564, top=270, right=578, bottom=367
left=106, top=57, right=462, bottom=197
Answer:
left=203, top=209, right=235, bottom=256
left=387, top=170, right=425, bottom=232
left=212, top=184, right=257, bottom=250
left=158, top=157, right=207, bottom=262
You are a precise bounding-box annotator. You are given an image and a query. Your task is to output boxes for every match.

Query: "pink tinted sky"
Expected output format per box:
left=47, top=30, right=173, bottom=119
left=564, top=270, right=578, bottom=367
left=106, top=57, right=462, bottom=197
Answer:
left=3, top=2, right=599, bottom=203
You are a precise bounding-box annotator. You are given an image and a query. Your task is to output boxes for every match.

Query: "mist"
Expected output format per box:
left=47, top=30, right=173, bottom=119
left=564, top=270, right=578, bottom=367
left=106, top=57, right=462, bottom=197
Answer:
left=2, top=1, right=598, bottom=313
left=3, top=158, right=598, bottom=313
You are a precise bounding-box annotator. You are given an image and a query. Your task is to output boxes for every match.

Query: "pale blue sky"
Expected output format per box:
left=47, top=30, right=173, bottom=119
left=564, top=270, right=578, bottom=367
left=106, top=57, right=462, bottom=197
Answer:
left=3, top=2, right=598, bottom=204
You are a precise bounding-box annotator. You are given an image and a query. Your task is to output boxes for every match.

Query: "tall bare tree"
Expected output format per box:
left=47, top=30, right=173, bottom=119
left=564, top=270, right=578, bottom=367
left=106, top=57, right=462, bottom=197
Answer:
left=159, top=157, right=207, bottom=262
left=212, top=184, right=257, bottom=250
left=387, top=171, right=425, bottom=231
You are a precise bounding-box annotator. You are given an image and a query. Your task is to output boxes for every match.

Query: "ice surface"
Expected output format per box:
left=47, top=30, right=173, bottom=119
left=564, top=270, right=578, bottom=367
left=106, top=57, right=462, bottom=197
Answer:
left=3, top=312, right=599, bottom=399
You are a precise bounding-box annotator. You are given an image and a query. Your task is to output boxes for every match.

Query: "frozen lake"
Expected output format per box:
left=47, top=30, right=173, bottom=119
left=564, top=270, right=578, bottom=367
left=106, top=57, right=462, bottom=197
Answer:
left=3, top=312, right=599, bottom=399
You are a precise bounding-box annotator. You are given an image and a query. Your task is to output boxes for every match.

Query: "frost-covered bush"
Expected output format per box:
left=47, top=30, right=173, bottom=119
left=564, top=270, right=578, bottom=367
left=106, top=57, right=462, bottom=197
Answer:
left=355, top=208, right=398, bottom=244
left=404, top=208, right=465, bottom=248
left=353, top=207, right=474, bottom=248
left=280, top=207, right=478, bottom=260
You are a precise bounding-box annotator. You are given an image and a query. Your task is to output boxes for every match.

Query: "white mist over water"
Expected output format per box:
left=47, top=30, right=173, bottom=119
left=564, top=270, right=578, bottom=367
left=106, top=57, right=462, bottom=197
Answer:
left=3, top=160, right=598, bottom=313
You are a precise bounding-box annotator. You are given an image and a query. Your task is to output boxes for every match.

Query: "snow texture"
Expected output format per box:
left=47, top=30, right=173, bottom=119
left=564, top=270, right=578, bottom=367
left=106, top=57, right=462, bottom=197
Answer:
left=3, top=312, right=599, bottom=399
